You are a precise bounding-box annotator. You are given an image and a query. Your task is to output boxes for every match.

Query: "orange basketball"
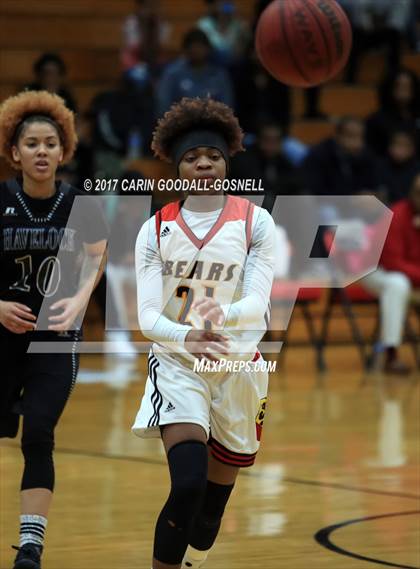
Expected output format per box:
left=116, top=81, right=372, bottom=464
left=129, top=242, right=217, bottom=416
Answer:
left=255, top=0, right=352, bottom=87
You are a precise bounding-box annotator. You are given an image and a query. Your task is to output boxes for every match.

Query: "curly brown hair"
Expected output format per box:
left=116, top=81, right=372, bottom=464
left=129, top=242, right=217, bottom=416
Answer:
left=152, top=97, right=244, bottom=162
left=0, top=90, right=77, bottom=169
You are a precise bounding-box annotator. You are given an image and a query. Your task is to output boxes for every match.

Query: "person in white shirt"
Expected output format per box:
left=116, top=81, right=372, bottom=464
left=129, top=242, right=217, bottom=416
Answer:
left=132, top=97, right=276, bottom=569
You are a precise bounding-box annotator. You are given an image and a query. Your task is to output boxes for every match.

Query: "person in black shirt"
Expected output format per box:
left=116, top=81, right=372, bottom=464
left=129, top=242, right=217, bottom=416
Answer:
left=301, top=116, right=381, bottom=197
left=25, top=53, right=78, bottom=113
left=0, top=91, right=107, bottom=569
left=366, top=68, right=420, bottom=157
left=378, top=128, right=420, bottom=204
left=230, top=122, right=300, bottom=207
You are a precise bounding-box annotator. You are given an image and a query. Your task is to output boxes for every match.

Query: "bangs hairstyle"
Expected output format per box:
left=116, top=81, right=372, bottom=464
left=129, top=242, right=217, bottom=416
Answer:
left=0, top=90, right=77, bottom=169
left=152, top=97, right=244, bottom=162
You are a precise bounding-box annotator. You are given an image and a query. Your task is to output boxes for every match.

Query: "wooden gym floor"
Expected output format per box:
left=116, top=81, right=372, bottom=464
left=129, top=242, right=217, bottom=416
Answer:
left=1, top=347, right=419, bottom=569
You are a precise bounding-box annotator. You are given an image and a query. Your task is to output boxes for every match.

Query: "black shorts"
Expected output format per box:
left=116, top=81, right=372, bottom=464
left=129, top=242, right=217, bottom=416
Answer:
left=0, top=329, right=81, bottom=438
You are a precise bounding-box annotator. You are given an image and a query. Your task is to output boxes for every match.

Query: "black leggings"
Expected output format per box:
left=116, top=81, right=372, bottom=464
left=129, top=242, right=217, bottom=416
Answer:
left=0, top=330, right=80, bottom=491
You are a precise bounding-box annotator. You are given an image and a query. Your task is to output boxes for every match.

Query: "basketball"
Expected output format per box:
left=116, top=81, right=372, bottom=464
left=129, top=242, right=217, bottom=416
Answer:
left=255, top=0, right=352, bottom=87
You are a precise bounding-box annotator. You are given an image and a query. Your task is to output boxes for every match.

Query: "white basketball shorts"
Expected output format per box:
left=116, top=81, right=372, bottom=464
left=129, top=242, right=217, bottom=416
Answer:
left=132, top=349, right=269, bottom=467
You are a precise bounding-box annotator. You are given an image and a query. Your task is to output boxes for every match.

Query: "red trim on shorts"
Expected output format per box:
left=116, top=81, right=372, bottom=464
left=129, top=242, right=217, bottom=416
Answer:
left=208, top=437, right=257, bottom=467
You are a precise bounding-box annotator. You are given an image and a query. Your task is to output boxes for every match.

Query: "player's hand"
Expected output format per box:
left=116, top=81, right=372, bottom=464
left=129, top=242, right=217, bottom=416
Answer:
left=48, top=295, right=86, bottom=331
left=184, top=329, right=230, bottom=362
left=0, top=300, right=37, bottom=334
left=192, top=298, right=225, bottom=326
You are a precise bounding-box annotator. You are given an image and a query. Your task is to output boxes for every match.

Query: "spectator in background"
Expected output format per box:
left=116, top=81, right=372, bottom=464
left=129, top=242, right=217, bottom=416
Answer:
left=230, top=122, right=300, bottom=210
left=230, top=122, right=315, bottom=276
left=340, top=0, right=412, bottom=83
left=121, top=0, right=170, bottom=85
left=233, top=42, right=291, bottom=136
left=378, top=129, right=420, bottom=204
left=366, top=68, right=420, bottom=156
left=301, top=117, right=381, bottom=196
left=157, top=29, right=233, bottom=116
left=300, top=117, right=381, bottom=263
left=26, top=54, right=87, bottom=187
left=380, top=173, right=420, bottom=290
left=197, top=0, right=250, bottom=66
left=90, top=75, right=155, bottom=179
left=358, top=174, right=420, bottom=374
left=26, top=52, right=77, bottom=112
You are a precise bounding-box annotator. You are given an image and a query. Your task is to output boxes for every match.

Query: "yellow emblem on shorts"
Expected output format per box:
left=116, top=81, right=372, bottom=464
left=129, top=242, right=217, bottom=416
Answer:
left=255, top=397, right=267, bottom=441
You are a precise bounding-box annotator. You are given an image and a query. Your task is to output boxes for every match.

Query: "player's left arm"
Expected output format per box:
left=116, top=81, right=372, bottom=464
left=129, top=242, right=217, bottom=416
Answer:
left=76, top=239, right=108, bottom=301
left=48, top=194, right=109, bottom=331
left=48, top=239, right=107, bottom=331
left=194, top=208, right=276, bottom=329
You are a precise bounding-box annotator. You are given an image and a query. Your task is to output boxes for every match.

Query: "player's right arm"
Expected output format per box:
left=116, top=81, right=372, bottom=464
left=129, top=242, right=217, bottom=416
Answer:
left=135, top=217, right=229, bottom=360
left=0, top=301, right=37, bottom=334
left=0, top=189, right=36, bottom=334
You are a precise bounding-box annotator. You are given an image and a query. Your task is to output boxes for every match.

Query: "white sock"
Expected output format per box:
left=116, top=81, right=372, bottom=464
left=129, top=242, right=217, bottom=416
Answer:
left=19, top=514, right=47, bottom=548
left=182, top=545, right=210, bottom=568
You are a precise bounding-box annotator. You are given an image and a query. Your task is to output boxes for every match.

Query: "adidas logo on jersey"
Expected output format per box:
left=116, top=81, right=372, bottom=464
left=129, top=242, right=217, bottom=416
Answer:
left=164, top=401, right=176, bottom=413
left=160, top=226, right=171, bottom=238
left=3, top=207, right=17, bottom=216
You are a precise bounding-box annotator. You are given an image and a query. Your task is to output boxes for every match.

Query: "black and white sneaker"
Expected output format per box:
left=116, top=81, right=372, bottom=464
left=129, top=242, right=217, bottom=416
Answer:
left=12, top=543, right=42, bottom=569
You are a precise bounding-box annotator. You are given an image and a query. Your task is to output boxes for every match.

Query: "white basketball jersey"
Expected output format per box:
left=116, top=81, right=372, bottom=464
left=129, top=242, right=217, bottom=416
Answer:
left=154, top=195, right=268, bottom=362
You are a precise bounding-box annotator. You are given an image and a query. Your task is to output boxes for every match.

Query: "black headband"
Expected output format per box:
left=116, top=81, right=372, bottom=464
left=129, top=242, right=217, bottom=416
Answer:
left=171, top=130, right=229, bottom=169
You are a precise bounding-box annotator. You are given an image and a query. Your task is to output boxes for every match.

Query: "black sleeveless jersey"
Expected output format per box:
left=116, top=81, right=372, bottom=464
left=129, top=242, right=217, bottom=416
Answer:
left=0, top=178, right=108, bottom=332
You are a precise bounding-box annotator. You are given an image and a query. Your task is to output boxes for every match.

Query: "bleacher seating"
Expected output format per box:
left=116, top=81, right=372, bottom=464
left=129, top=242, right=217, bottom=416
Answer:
left=290, top=120, right=335, bottom=145
left=1, top=0, right=418, bottom=123
left=0, top=0, right=254, bottom=113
